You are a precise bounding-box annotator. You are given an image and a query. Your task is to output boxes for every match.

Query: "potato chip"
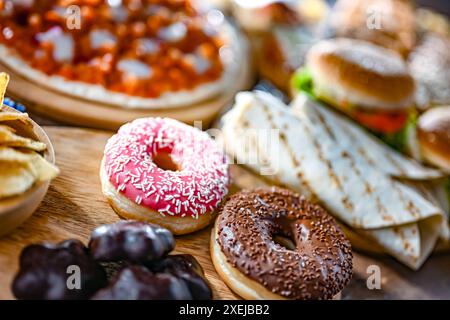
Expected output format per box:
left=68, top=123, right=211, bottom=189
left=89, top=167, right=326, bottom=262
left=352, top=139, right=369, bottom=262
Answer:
left=0, top=111, right=32, bottom=124
left=0, top=147, right=59, bottom=180
left=25, top=151, right=60, bottom=182
left=0, top=147, right=59, bottom=199
left=0, top=125, right=47, bottom=151
left=0, top=73, right=59, bottom=199
left=0, top=147, right=36, bottom=163
left=0, top=73, right=9, bottom=106
left=0, top=146, right=37, bottom=163
left=0, top=162, right=35, bottom=198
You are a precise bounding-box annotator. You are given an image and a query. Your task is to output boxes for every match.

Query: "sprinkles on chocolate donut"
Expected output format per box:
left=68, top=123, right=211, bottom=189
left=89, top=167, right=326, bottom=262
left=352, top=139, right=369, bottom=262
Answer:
left=211, top=187, right=353, bottom=300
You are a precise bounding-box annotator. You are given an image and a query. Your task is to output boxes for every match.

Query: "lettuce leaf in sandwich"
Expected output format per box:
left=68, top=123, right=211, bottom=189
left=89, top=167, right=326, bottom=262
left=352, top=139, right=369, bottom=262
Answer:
left=290, top=67, right=415, bottom=153
left=375, top=112, right=418, bottom=153
left=291, top=67, right=315, bottom=98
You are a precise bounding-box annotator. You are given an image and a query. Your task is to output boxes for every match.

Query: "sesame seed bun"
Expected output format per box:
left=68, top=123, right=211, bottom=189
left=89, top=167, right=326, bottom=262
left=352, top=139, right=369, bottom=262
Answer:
left=307, top=38, right=415, bottom=112
left=417, top=106, right=450, bottom=173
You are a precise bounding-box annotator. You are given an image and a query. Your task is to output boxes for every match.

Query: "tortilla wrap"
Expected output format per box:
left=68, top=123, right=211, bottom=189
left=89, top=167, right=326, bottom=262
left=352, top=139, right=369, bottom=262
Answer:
left=291, top=95, right=443, bottom=180
left=221, top=91, right=446, bottom=269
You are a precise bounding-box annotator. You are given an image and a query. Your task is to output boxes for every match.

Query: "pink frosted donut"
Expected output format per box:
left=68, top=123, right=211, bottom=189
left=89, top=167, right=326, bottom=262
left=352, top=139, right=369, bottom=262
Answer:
left=100, top=117, right=230, bottom=235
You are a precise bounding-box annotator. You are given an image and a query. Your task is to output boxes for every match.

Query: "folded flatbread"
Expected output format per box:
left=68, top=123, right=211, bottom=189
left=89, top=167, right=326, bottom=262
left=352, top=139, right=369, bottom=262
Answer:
left=221, top=91, right=446, bottom=269
left=291, top=95, right=443, bottom=180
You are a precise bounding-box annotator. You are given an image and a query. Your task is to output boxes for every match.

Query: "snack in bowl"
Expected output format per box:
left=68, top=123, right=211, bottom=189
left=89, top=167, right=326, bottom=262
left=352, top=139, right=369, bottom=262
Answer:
left=291, top=38, right=417, bottom=152
left=0, top=0, right=249, bottom=123
left=211, top=187, right=353, bottom=300
left=100, top=117, right=230, bottom=235
left=0, top=73, right=59, bottom=236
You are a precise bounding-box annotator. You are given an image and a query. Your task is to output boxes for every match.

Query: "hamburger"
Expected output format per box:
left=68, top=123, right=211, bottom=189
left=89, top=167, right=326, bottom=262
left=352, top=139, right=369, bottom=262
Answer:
left=414, top=106, right=450, bottom=212
left=408, top=33, right=450, bottom=110
left=328, top=0, right=416, bottom=57
left=416, top=106, right=450, bottom=174
left=291, top=38, right=417, bottom=151
left=231, top=0, right=329, bottom=92
left=231, top=0, right=302, bottom=33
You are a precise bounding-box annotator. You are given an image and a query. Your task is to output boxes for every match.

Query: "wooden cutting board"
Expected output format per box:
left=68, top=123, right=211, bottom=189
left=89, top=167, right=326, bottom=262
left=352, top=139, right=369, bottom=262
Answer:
left=1, top=127, right=450, bottom=300
left=0, top=49, right=253, bottom=131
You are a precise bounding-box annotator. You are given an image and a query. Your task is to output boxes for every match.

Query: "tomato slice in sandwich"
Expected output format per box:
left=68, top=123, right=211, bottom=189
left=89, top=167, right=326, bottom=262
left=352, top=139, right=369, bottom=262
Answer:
left=352, top=109, right=409, bottom=134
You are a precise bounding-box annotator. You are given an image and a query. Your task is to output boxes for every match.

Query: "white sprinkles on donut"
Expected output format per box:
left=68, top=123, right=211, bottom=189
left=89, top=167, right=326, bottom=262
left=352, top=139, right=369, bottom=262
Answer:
left=104, top=118, right=230, bottom=219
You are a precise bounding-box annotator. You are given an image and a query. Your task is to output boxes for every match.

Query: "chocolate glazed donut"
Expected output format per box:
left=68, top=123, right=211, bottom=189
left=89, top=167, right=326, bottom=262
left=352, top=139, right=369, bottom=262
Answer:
left=211, top=188, right=353, bottom=300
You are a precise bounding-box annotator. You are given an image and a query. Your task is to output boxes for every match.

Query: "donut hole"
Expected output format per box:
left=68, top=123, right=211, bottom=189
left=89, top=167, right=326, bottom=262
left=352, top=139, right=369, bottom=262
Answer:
left=273, top=234, right=296, bottom=251
left=153, top=152, right=179, bottom=171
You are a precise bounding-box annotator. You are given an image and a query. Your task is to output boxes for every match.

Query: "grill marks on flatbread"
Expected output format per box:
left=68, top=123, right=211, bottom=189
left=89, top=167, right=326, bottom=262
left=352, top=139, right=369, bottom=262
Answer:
left=292, top=95, right=442, bottom=180
left=294, top=99, right=443, bottom=254
left=291, top=96, right=439, bottom=228
left=259, top=101, right=320, bottom=202
left=222, top=91, right=445, bottom=269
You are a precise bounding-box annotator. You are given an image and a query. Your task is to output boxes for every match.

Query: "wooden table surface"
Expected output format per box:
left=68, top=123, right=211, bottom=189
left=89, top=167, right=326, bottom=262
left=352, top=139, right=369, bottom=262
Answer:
left=0, top=0, right=449, bottom=300
left=1, top=126, right=450, bottom=300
